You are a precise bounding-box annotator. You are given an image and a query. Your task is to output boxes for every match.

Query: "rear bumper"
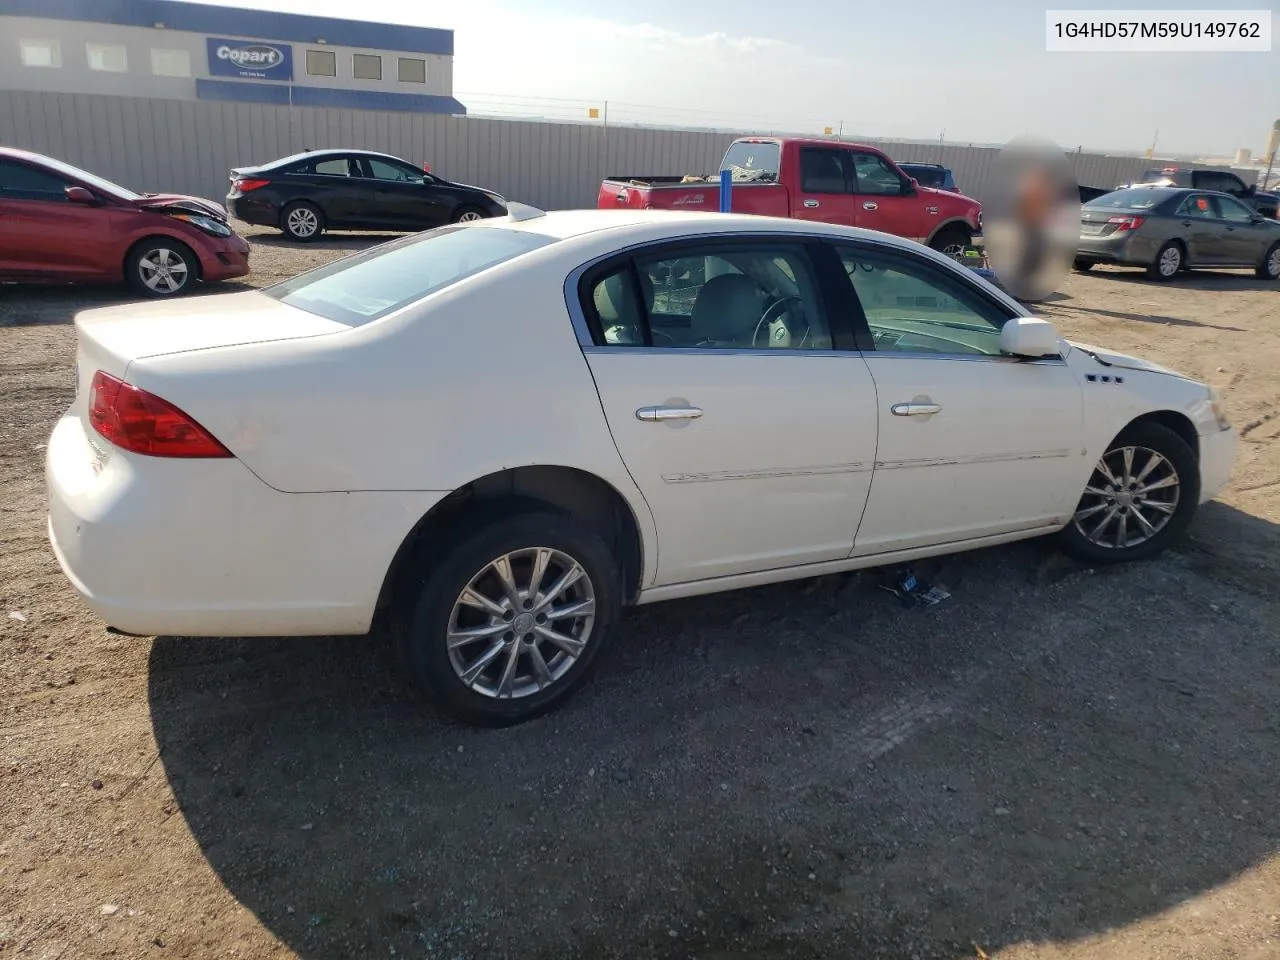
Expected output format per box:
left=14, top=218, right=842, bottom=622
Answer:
left=226, top=194, right=279, bottom=228
left=1076, top=233, right=1160, bottom=266
left=1198, top=425, right=1237, bottom=504
left=45, top=411, right=446, bottom=637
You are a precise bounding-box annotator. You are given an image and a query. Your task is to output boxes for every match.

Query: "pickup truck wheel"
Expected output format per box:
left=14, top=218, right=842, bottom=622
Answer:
left=929, top=227, right=971, bottom=258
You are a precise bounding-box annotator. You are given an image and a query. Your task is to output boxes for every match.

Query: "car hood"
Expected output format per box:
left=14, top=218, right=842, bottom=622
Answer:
left=134, top=193, right=229, bottom=219
left=1068, top=340, right=1185, bottom=378
left=449, top=181, right=503, bottom=199
left=920, top=183, right=978, bottom=209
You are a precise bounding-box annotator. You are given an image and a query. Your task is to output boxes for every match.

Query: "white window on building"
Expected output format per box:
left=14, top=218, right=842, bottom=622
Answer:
left=398, top=57, right=426, bottom=84
left=86, top=43, right=128, bottom=72
left=352, top=53, right=382, bottom=81
left=306, top=48, right=336, bottom=77
left=150, top=48, right=191, bottom=77
left=19, top=39, right=61, bottom=68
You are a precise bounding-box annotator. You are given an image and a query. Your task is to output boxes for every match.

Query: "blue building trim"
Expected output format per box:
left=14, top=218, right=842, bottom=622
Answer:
left=195, top=78, right=467, bottom=115
left=0, top=0, right=454, bottom=56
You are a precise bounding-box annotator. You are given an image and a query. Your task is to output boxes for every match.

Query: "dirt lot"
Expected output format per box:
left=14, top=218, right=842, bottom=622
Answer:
left=2, top=227, right=1279, bottom=960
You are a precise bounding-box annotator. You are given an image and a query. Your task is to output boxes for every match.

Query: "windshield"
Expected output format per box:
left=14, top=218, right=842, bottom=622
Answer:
left=721, top=141, right=780, bottom=183
left=1084, top=187, right=1170, bottom=210
left=265, top=224, right=557, bottom=326
left=32, top=154, right=142, bottom=200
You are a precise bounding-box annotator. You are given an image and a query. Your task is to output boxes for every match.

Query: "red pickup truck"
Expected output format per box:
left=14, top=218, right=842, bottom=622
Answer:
left=599, top=136, right=982, bottom=254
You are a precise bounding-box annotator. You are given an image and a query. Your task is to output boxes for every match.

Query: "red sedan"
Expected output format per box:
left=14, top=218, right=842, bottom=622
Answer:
left=0, top=148, right=249, bottom=298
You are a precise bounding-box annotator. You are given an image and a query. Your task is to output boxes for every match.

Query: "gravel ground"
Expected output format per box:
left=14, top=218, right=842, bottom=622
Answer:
left=2, top=226, right=1279, bottom=960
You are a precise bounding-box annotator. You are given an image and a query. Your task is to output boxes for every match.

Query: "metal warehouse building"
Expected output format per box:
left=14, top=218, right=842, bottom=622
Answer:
left=0, top=0, right=465, bottom=115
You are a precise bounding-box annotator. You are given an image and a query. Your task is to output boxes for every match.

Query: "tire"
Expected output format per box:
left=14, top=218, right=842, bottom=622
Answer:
left=1058, top=421, right=1200, bottom=566
left=1146, top=240, right=1183, bottom=281
left=452, top=205, right=488, bottom=224
left=1073, top=258, right=1096, bottom=272
left=929, top=226, right=972, bottom=258
left=280, top=201, right=324, bottom=242
left=125, top=238, right=198, bottom=298
left=397, top=508, right=622, bottom=726
left=1257, top=242, right=1280, bottom=281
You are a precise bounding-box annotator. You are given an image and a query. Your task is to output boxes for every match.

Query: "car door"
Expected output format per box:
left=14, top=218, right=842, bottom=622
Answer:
left=1172, top=193, right=1226, bottom=264
left=308, top=155, right=376, bottom=228
left=1213, top=194, right=1270, bottom=264
left=848, top=151, right=930, bottom=243
left=829, top=242, right=1085, bottom=556
left=578, top=238, right=879, bottom=586
left=0, top=159, right=121, bottom=280
left=358, top=157, right=451, bottom=230
left=791, top=146, right=861, bottom=227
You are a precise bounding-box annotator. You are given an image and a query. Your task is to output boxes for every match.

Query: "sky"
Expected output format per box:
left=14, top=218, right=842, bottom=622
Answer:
left=186, top=0, right=1279, bottom=157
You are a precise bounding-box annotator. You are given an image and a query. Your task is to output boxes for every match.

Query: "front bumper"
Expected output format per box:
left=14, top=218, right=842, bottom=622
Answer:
left=1198, top=425, right=1237, bottom=504
left=46, top=411, right=446, bottom=637
left=199, top=233, right=251, bottom=282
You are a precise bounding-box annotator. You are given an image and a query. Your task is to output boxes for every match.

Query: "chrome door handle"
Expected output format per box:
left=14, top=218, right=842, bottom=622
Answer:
left=636, top=405, right=703, bottom=422
left=803, top=199, right=819, bottom=208
left=863, top=201, right=878, bottom=211
left=891, top=402, right=942, bottom=417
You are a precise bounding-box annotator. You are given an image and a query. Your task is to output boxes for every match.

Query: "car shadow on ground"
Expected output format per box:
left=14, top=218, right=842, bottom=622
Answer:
left=1085, top=266, right=1275, bottom=292
left=1043, top=300, right=1247, bottom=332
left=148, top=502, right=1280, bottom=960
left=0, top=282, right=254, bottom=326
left=244, top=230, right=407, bottom=251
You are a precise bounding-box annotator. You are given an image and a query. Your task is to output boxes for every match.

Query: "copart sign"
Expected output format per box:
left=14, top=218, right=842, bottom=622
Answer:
left=206, top=38, right=293, bottom=81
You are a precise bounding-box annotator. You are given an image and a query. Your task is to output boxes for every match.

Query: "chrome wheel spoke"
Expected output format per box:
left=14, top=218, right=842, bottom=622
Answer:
left=1120, top=447, right=1135, bottom=485
left=1134, top=450, right=1162, bottom=484
left=1095, top=457, right=1121, bottom=487
left=1139, top=474, right=1178, bottom=493
left=547, top=597, right=595, bottom=621
left=1145, top=499, right=1176, bottom=515
left=535, top=624, right=585, bottom=659
left=1091, top=505, right=1119, bottom=540
left=528, top=643, right=554, bottom=689
left=525, top=548, right=551, bottom=605
left=1131, top=508, right=1158, bottom=537
left=536, top=563, right=586, bottom=611
left=1074, top=501, right=1110, bottom=521
left=1116, top=511, right=1130, bottom=548
left=447, top=621, right=509, bottom=649
left=1083, top=484, right=1111, bottom=498
left=495, top=638, right=522, bottom=698
left=490, top=555, right=523, bottom=607
left=458, top=585, right=506, bottom=618
left=459, top=639, right=506, bottom=687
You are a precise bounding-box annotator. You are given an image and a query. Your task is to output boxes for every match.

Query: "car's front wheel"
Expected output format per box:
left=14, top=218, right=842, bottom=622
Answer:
left=398, top=509, right=621, bottom=726
left=125, top=239, right=197, bottom=298
left=1257, top=242, right=1280, bottom=281
left=1058, top=421, right=1200, bottom=565
left=929, top=226, right=972, bottom=258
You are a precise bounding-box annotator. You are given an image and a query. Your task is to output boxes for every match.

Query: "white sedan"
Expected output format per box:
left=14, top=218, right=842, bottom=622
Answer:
left=46, top=206, right=1237, bottom=725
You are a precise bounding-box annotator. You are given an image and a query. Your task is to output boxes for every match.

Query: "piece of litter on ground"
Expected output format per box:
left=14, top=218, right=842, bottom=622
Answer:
left=878, top=568, right=951, bottom=609
left=8, top=611, right=27, bottom=622
left=100, top=904, right=120, bottom=916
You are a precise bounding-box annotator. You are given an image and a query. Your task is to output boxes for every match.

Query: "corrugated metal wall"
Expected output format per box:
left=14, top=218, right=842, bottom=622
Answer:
left=0, top=89, right=1182, bottom=212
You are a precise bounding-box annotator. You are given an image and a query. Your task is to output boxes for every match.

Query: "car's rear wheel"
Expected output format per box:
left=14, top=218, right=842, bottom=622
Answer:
left=452, top=205, right=487, bottom=223
left=281, top=201, right=324, bottom=242
left=1147, top=240, right=1183, bottom=280
left=397, top=509, right=621, bottom=726
left=1257, top=242, right=1280, bottom=281
left=1058, top=421, right=1199, bottom=565
left=1073, top=257, right=1095, bottom=272
left=929, top=226, right=972, bottom=258
left=125, top=239, right=197, bottom=298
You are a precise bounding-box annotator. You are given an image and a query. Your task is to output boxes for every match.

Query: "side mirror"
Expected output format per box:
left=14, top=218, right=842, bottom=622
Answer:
left=65, top=185, right=96, bottom=204
left=1000, top=316, right=1061, bottom=359
left=1244, top=184, right=1257, bottom=197
left=900, top=178, right=917, bottom=197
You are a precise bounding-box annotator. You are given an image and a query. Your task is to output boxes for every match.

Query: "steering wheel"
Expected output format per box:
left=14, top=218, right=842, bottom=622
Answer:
left=752, top=296, right=806, bottom=347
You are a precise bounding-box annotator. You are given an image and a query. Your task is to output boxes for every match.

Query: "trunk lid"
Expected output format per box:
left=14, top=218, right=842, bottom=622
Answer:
left=73, top=290, right=349, bottom=401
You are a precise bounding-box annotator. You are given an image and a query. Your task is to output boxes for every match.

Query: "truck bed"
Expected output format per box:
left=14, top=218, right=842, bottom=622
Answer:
left=602, top=175, right=712, bottom=188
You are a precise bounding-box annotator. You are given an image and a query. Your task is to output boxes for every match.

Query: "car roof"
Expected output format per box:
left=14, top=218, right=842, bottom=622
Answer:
left=258, top=148, right=410, bottom=168
left=899, top=162, right=947, bottom=169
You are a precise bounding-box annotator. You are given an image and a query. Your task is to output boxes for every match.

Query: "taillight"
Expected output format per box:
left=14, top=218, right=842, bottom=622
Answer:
left=88, top=371, right=232, bottom=458
left=1107, top=216, right=1146, bottom=231
left=233, top=177, right=270, bottom=192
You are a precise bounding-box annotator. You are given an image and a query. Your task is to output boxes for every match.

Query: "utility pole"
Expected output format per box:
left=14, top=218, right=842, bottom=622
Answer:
left=1263, top=148, right=1277, bottom=192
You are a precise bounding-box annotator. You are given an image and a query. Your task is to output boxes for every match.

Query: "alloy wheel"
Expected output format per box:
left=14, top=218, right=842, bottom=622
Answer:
left=446, top=547, right=596, bottom=699
left=457, top=210, right=483, bottom=222
left=1158, top=245, right=1181, bottom=277
left=1268, top=246, right=1280, bottom=278
left=1072, top=445, right=1180, bottom=549
left=287, top=207, right=319, bottom=238
left=138, top=248, right=190, bottom=294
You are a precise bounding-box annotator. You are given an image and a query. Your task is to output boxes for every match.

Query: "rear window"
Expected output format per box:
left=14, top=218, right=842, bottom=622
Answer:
left=1083, top=187, right=1170, bottom=210
left=904, top=166, right=946, bottom=188
left=264, top=225, right=556, bottom=325
left=721, top=141, right=780, bottom=183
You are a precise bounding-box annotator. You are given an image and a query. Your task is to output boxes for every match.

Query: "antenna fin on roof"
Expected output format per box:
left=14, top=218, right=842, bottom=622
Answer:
left=506, top=201, right=546, bottom=222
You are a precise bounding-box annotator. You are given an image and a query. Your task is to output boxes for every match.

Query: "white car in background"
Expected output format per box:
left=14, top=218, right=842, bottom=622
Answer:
left=46, top=207, right=1237, bottom=726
